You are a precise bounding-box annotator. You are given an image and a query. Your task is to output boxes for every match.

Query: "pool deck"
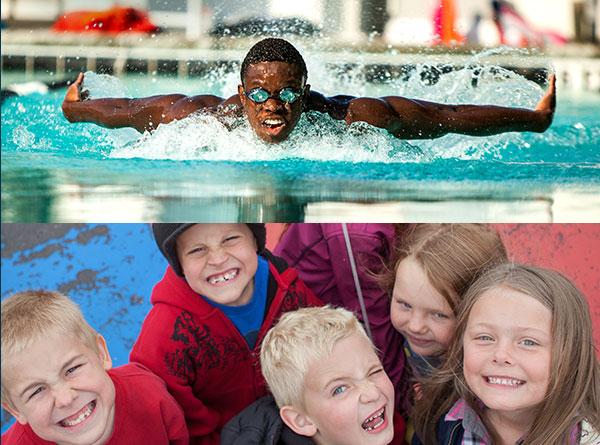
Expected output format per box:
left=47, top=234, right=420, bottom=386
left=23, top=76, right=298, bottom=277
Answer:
left=2, top=29, right=600, bottom=91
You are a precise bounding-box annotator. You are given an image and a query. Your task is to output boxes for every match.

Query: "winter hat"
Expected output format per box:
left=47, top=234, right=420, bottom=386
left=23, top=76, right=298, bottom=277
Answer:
left=151, top=223, right=266, bottom=276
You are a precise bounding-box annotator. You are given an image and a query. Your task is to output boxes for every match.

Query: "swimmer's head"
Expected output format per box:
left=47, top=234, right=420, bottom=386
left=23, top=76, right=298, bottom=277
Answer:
left=238, top=38, right=310, bottom=143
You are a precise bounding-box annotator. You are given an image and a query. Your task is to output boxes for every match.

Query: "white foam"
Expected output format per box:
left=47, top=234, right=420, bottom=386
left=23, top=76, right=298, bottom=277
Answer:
left=84, top=50, right=550, bottom=163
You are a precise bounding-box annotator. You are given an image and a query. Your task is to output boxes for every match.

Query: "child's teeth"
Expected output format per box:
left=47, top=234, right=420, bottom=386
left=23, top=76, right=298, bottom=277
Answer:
left=59, top=401, right=94, bottom=427
left=210, top=270, right=237, bottom=284
left=487, top=376, right=523, bottom=386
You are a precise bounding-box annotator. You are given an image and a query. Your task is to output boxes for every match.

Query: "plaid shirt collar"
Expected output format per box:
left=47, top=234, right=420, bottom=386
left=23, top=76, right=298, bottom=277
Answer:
left=445, top=399, right=585, bottom=444
left=445, top=398, right=492, bottom=445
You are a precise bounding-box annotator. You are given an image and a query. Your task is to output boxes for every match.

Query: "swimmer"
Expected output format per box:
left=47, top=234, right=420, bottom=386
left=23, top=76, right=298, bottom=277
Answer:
left=62, top=38, right=556, bottom=144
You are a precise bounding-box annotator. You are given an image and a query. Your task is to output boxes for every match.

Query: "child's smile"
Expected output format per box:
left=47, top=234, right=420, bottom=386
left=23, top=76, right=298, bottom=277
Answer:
left=176, top=224, right=258, bottom=307
left=463, top=285, right=551, bottom=417
left=58, top=400, right=97, bottom=428
left=3, top=331, right=115, bottom=445
left=207, top=268, right=239, bottom=285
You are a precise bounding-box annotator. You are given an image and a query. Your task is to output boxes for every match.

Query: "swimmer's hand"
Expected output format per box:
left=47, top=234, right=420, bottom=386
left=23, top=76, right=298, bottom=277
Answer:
left=533, top=74, right=556, bottom=132
left=64, top=72, right=88, bottom=102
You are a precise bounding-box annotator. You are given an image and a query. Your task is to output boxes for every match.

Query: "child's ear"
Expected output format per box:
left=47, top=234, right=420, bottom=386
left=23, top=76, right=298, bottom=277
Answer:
left=2, top=402, right=27, bottom=425
left=279, top=405, right=317, bottom=438
left=95, top=335, right=112, bottom=371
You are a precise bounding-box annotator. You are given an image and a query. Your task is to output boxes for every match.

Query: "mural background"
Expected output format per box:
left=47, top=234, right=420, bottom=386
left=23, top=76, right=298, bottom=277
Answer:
left=2, top=223, right=599, bottom=432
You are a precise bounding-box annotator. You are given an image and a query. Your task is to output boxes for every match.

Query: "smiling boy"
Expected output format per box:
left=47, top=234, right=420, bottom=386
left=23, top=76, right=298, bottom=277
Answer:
left=222, top=306, right=406, bottom=445
left=1, top=290, right=188, bottom=445
left=130, top=223, right=322, bottom=444
left=62, top=38, right=556, bottom=143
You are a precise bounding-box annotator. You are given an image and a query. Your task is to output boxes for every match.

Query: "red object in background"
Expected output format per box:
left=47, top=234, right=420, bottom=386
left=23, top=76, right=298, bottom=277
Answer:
left=52, top=6, right=160, bottom=33
left=433, top=0, right=464, bottom=45
left=266, top=224, right=600, bottom=352
left=494, top=224, right=600, bottom=350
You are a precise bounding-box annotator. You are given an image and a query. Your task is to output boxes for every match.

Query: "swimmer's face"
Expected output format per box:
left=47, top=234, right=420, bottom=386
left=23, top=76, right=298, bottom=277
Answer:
left=239, top=61, right=309, bottom=143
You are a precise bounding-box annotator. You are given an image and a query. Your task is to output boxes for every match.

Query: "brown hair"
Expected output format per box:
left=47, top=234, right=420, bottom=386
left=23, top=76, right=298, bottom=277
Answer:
left=412, top=263, right=600, bottom=445
left=380, top=224, right=508, bottom=311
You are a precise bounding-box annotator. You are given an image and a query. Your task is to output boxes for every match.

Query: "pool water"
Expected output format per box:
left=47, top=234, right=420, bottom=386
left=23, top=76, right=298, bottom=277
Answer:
left=2, top=59, right=599, bottom=221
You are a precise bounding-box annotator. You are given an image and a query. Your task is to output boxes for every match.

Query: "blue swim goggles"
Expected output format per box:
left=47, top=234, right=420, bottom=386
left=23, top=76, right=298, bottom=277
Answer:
left=245, top=86, right=304, bottom=104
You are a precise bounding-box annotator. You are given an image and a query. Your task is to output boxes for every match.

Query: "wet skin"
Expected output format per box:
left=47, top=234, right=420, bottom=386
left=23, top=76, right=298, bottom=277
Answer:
left=62, top=63, right=556, bottom=141
left=238, top=62, right=309, bottom=143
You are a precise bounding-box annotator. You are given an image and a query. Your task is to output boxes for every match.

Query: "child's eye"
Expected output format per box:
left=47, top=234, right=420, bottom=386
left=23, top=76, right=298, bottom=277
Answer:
left=396, top=300, right=411, bottom=310
left=66, top=364, right=83, bottom=375
left=223, top=235, right=240, bottom=245
left=188, top=246, right=206, bottom=255
left=520, top=339, right=539, bottom=347
left=28, top=386, right=44, bottom=401
left=332, top=385, right=348, bottom=396
left=475, top=335, right=494, bottom=342
left=433, top=312, right=450, bottom=320
left=369, top=368, right=384, bottom=377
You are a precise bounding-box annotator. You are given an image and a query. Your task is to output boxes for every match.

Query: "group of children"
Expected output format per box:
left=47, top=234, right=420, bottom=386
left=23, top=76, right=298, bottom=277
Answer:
left=2, top=223, right=599, bottom=444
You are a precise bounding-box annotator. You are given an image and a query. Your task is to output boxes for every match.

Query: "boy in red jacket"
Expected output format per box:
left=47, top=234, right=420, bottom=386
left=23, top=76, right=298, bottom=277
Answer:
left=130, top=223, right=322, bottom=444
left=1, top=290, right=188, bottom=445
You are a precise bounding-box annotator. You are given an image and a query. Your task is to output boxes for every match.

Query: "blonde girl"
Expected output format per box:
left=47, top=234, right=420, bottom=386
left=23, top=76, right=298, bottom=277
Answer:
left=412, top=263, right=600, bottom=445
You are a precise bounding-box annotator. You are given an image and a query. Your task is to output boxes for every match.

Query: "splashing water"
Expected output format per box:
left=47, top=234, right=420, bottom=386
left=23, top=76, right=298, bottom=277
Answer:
left=75, top=52, right=549, bottom=163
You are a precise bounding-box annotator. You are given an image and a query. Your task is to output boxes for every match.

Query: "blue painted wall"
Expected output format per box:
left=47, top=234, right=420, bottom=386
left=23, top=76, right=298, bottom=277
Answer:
left=1, top=224, right=168, bottom=433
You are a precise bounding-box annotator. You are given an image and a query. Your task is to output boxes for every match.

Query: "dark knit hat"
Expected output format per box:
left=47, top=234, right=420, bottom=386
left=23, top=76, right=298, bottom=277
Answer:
left=151, top=223, right=267, bottom=276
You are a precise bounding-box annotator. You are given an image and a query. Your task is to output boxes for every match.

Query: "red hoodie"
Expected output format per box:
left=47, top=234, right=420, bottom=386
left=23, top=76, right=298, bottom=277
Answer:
left=130, top=252, right=322, bottom=445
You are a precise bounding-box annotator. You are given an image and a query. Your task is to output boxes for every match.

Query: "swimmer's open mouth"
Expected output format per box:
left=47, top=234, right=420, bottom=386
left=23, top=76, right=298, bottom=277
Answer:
left=262, top=117, right=286, bottom=129
left=361, top=406, right=386, bottom=432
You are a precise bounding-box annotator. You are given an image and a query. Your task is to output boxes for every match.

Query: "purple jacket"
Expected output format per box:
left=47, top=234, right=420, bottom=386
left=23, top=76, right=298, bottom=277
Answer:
left=274, top=223, right=411, bottom=418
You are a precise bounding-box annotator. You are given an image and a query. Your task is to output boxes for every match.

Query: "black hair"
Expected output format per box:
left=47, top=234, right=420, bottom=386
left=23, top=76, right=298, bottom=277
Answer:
left=240, top=38, right=307, bottom=84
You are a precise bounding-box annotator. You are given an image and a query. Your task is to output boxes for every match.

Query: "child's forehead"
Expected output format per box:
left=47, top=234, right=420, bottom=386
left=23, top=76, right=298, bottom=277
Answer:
left=179, top=223, right=250, bottom=240
left=306, top=333, right=379, bottom=383
left=468, top=287, right=552, bottom=328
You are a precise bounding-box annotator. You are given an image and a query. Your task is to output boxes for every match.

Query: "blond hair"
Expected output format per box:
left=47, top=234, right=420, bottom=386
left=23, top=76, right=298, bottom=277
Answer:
left=261, top=306, right=372, bottom=409
left=1, top=290, right=100, bottom=406
left=381, top=224, right=507, bottom=311
left=412, top=263, right=600, bottom=445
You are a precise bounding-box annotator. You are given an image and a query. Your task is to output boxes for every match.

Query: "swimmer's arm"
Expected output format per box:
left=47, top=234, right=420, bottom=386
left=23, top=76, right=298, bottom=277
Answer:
left=304, top=90, right=354, bottom=120
left=62, top=73, right=226, bottom=132
left=345, top=74, right=556, bottom=139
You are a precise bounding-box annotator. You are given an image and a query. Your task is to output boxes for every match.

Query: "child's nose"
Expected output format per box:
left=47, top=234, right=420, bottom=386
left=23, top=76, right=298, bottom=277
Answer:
left=53, top=385, right=77, bottom=408
left=492, top=341, right=514, bottom=364
left=206, top=248, right=227, bottom=265
left=407, top=313, right=427, bottom=334
left=358, top=380, right=381, bottom=404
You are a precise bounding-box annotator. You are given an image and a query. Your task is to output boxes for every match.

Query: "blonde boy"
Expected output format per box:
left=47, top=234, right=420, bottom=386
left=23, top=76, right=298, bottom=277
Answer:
left=222, top=306, right=405, bottom=445
left=1, top=290, right=188, bottom=445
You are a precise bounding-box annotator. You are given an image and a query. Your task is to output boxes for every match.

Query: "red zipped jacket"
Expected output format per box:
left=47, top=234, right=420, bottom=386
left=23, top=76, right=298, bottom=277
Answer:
left=130, top=251, right=322, bottom=445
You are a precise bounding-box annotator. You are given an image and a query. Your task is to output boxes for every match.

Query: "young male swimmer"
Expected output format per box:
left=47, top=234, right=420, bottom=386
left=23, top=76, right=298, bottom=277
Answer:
left=62, top=38, right=556, bottom=144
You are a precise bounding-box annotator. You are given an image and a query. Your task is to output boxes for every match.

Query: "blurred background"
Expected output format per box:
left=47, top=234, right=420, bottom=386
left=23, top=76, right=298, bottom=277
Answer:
left=1, top=0, right=598, bottom=46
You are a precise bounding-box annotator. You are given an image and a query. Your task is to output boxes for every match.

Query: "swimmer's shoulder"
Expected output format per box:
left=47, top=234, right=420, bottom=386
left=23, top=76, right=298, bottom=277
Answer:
left=164, top=94, right=230, bottom=121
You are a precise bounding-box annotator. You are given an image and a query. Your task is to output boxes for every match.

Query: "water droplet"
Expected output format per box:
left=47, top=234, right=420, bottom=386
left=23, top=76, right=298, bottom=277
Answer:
left=13, top=126, right=36, bottom=148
